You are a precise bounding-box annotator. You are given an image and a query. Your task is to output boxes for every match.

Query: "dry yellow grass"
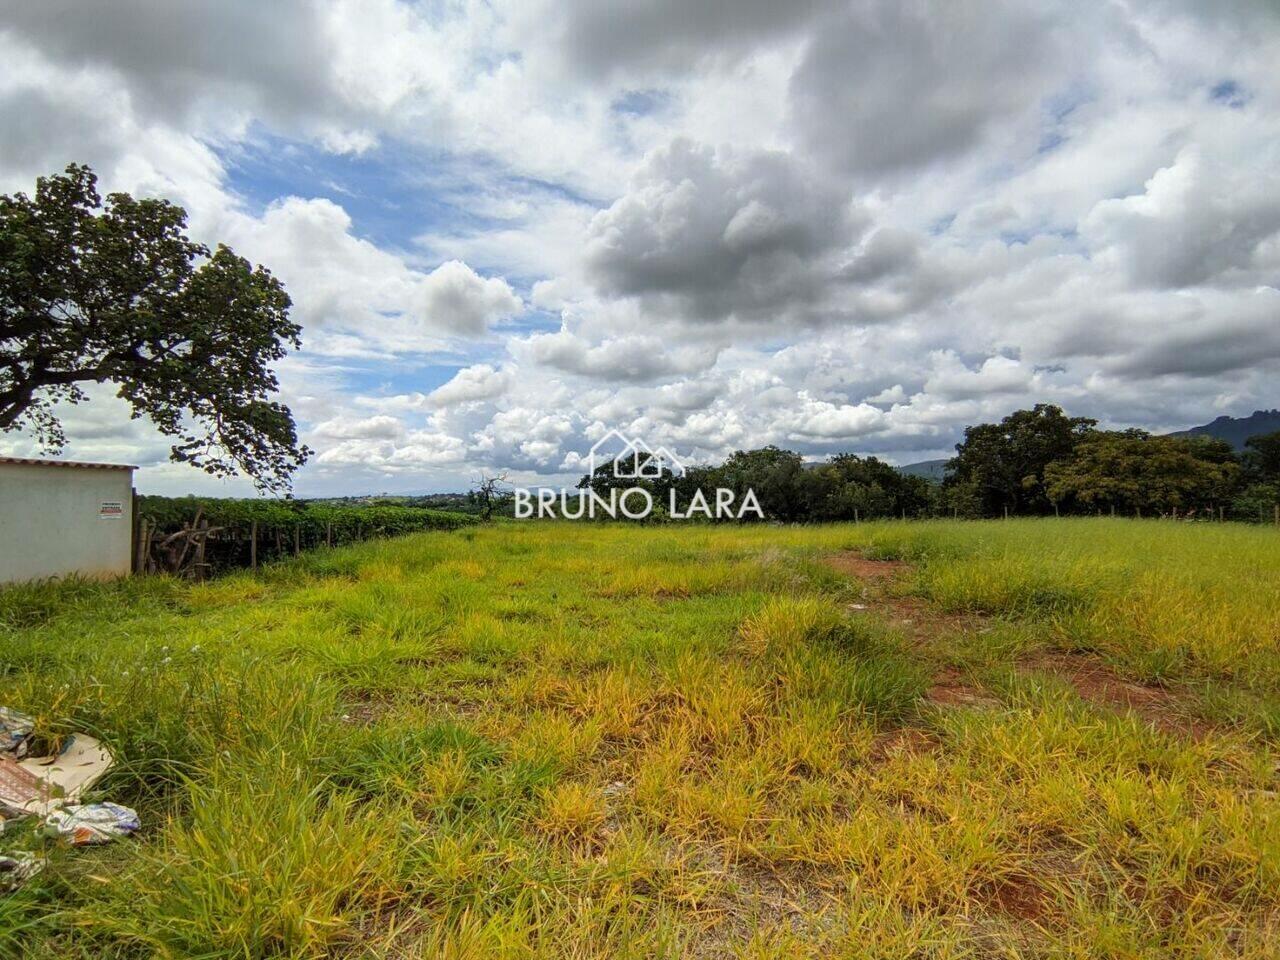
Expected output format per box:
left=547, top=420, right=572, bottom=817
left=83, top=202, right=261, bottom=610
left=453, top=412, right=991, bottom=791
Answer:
left=1, top=518, right=1278, bottom=958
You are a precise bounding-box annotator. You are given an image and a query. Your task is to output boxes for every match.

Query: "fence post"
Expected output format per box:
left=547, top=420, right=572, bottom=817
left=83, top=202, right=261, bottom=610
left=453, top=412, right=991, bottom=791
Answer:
left=294, top=525, right=301, bottom=556
left=1003, top=506, right=1009, bottom=520
left=134, top=518, right=148, bottom=574
left=130, top=488, right=140, bottom=573
left=250, top=520, right=258, bottom=570
left=194, top=519, right=209, bottom=581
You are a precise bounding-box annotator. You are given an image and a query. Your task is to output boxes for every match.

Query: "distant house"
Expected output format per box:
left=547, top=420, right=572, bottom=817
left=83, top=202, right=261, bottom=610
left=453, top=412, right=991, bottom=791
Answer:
left=0, top=457, right=136, bottom=585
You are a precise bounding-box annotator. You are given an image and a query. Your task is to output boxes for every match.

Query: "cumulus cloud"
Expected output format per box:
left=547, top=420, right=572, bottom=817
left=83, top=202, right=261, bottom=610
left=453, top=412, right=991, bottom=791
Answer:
left=517, top=330, right=715, bottom=381
left=923, top=353, right=1036, bottom=402
left=0, top=0, right=349, bottom=133
left=1083, top=146, right=1280, bottom=288
left=784, top=395, right=888, bottom=439
left=312, top=415, right=405, bottom=441
left=426, top=364, right=515, bottom=407
left=789, top=0, right=1069, bottom=177
left=224, top=198, right=521, bottom=343
left=507, top=0, right=837, bottom=80
left=585, top=139, right=861, bottom=323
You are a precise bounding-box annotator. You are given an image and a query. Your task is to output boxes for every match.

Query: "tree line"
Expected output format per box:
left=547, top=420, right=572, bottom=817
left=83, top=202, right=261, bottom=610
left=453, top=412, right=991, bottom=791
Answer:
left=571, top=405, right=1280, bottom=522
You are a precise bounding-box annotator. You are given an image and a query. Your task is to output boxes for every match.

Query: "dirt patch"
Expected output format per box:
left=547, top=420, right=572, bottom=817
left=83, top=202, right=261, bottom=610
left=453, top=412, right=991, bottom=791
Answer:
left=340, top=694, right=391, bottom=726
left=686, top=847, right=841, bottom=957
left=1021, top=651, right=1213, bottom=738
left=826, top=552, right=985, bottom=646
left=823, top=553, right=907, bottom=580
left=825, top=552, right=1215, bottom=738
left=926, top=667, right=1002, bottom=709
left=870, top=726, right=941, bottom=761
left=979, top=875, right=1055, bottom=925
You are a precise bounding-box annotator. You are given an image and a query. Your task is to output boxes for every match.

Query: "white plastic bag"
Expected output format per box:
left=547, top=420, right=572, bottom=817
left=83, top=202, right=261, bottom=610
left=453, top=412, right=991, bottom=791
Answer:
left=43, top=803, right=140, bottom=845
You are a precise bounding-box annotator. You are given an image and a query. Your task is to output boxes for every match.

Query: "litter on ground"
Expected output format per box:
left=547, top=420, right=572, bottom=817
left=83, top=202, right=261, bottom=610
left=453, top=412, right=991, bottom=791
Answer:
left=44, top=803, right=140, bottom=846
left=0, top=707, right=139, bottom=890
left=0, top=733, right=115, bottom=818
left=0, top=707, right=34, bottom=759
left=0, top=852, right=44, bottom=892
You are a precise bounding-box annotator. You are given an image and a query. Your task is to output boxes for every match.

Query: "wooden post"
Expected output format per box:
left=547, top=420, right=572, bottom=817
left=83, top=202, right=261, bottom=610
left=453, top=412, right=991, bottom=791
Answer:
left=1003, top=506, right=1009, bottom=520
left=1053, top=503, right=1059, bottom=518
left=1218, top=506, right=1224, bottom=523
left=294, top=525, right=301, bottom=556
left=130, top=488, right=140, bottom=573
left=853, top=508, right=859, bottom=523
left=250, top=520, right=258, bottom=570
left=134, top=518, right=148, bottom=574
left=193, top=519, right=209, bottom=581
left=1110, top=504, right=1116, bottom=518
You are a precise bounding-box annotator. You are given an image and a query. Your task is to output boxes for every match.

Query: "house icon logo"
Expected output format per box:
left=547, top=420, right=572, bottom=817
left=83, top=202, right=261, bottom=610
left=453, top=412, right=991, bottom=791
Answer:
left=586, top=429, right=686, bottom=480
left=514, top=430, right=761, bottom=520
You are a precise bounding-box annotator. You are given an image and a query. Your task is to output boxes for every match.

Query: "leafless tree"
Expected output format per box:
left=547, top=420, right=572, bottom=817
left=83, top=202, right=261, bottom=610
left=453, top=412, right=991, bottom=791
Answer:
left=473, top=472, right=510, bottom=521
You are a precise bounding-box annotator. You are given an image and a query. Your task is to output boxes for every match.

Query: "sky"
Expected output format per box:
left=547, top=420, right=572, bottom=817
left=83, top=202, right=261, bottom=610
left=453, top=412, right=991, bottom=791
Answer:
left=1, top=0, right=1279, bottom=496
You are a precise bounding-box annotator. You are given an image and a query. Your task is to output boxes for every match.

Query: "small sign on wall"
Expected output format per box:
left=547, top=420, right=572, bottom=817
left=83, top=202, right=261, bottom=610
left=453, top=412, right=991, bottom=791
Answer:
left=98, top=501, right=124, bottom=520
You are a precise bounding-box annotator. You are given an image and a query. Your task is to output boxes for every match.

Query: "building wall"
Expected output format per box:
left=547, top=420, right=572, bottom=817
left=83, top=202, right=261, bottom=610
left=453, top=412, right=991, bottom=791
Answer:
left=0, top=464, right=135, bottom=584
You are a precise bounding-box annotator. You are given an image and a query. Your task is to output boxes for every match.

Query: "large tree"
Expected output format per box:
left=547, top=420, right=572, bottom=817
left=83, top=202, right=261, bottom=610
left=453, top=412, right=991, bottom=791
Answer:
left=805, top=453, right=933, bottom=520
left=1243, top=431, right=1280, bottom=483
left=1, top=164, right=308, bottom=492
left=1044, top=431, right=1239, bottom=516
left=944, top=404, right=1097, bottom=516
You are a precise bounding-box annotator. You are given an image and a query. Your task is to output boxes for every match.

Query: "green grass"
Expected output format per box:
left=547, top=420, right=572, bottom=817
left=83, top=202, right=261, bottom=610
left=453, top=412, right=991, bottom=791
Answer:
left=1, top=520, right=1278, bottom=957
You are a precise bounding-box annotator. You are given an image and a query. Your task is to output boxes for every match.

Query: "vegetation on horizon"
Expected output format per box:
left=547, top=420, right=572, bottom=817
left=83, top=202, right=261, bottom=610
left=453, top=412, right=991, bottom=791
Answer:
left=551, top=406, right=1280, bottom=525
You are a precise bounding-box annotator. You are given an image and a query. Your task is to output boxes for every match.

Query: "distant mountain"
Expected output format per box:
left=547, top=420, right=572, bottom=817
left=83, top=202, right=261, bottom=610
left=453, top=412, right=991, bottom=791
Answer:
left=897, top=458, right=949, bottom=482
left=1166, top=410, right=1280, bottom=451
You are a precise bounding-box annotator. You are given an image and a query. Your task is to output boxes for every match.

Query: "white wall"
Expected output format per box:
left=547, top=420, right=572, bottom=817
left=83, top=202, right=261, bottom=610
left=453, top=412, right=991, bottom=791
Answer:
left=0, top=463, right=135, bottom=584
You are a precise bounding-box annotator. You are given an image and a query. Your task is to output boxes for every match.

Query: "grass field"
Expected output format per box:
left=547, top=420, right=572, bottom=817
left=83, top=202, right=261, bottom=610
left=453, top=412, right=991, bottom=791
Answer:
left=2, top=519, right=1279, bottom=958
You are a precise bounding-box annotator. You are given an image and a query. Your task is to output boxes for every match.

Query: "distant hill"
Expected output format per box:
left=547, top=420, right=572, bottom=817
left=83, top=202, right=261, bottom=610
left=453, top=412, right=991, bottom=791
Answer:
left=897, top=458, right=949, bottom=482
left=1166, top=410, right=1280, bottom=451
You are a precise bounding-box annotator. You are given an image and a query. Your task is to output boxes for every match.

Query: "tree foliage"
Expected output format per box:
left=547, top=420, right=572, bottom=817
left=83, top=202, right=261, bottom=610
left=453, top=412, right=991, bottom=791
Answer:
left=1243, top=431, right=1280, bottom=483
left=945, top=404, right=1097, bottom=515
left=562, top=407, right=1270, bottom=524
left=577, top=446, right=931, bottom=522
left=1044, top=431, right=1240, bottom=516
left=0, top=164, right=308, bottom=491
